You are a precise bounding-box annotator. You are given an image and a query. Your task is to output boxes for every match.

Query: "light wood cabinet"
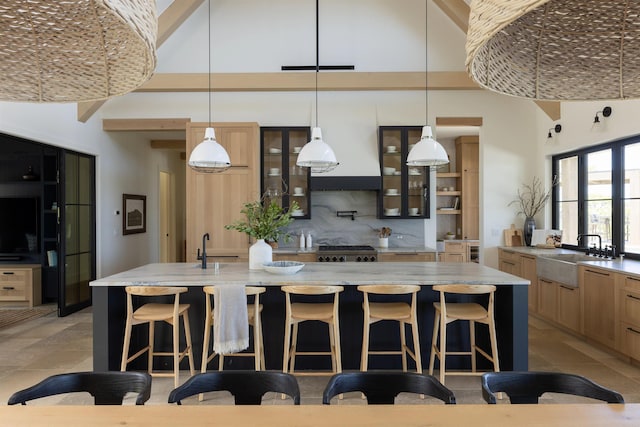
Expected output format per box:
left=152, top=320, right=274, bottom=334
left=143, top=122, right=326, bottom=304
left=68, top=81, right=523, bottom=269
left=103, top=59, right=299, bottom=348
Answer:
left=378, top=252, right=435, bottom=262
left=537, top=278, right=557, bottom=321
left=455, top=136, right=479, bottom=240
left=619, top=274, right=640, bottom=359
left=581, top=266, right=616, bottom=349
left=0, top=265, right=41, bottom=308
left=520, top=254, right=538, bottom=313
left=440, top=241, right=467, bottom=262
left=498, top=249, right=521, bottom=276
left=186, top=123, right=259, bottom=262
left=557, top=284, right=581, bottom=333
left=272, top=253, right=317, bottom=263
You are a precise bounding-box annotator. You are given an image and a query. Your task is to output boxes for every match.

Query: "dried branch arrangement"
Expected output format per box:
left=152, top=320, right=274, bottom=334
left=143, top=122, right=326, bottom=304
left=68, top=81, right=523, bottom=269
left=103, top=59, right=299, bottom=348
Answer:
left=509, top=176, right=557, bottom=218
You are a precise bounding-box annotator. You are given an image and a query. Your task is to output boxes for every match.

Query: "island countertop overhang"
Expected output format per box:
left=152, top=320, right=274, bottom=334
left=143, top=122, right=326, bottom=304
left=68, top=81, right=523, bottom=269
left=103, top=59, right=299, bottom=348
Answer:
left=90, top=262, right=529, bottom=287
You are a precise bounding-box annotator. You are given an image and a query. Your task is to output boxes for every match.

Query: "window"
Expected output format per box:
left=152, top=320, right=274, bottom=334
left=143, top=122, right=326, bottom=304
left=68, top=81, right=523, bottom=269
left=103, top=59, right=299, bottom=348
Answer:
left=553, top=137, right=639, bottom=259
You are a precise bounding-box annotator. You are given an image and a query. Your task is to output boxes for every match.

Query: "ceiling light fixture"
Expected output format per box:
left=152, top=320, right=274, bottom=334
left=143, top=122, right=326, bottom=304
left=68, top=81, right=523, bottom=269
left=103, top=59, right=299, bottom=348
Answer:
left=466, top=1, right=640, bottom=100
left=407, top=1, right=449, bottom=168
left=296, top=0, right=339, bottom=174
left=188, top=0, right=231, bottom=173
left=594, top=106, right=612, bottom=123
left=547, top=124, right=562, bottom=138
left=0, top=1, right=157, bottom=103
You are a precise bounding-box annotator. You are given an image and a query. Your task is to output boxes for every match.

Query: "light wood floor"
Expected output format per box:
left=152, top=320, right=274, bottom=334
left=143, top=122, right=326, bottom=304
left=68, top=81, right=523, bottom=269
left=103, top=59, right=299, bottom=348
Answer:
left=1, top=307, right=639, bottom=405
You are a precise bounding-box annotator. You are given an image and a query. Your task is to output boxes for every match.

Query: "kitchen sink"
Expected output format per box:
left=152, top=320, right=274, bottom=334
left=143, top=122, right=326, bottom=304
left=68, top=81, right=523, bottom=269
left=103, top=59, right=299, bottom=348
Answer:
left=536, top=253, right=596, bottom=287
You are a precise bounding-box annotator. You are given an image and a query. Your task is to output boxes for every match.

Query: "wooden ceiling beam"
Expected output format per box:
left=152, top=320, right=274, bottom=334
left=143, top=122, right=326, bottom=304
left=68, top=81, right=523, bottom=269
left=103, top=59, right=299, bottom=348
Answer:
left=77, top=0, right=204, bottom=123
left=134, top=71, right=479, bottom=92
left=433, top=0, right=470, bottom=33
left=103, top=118, right=190, bottom=132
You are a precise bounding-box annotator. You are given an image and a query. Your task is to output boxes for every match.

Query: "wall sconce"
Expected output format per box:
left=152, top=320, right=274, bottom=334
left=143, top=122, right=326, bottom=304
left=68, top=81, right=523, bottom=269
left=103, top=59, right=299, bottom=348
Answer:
left=547, top=124, right=562, bottom=139
left=594, top=106, right=612, bottom=123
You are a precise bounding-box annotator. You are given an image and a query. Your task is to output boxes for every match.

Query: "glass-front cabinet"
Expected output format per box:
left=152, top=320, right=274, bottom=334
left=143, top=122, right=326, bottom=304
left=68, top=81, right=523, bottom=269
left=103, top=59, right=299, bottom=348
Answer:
left=260, top=127, right=311, bottom=219
left=378, top=126, right=430, bottom=219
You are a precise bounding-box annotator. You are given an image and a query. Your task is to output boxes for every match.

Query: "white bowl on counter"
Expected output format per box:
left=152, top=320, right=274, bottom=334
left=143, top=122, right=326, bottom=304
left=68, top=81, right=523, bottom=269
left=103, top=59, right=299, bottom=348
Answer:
left=263, top=261, right=305, bottom=275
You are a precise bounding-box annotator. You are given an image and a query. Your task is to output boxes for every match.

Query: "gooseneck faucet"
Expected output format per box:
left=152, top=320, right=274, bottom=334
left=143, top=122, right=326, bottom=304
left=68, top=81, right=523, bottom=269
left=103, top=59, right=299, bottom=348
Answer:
left=200, top=233, right=210, bottom=269
left=577, top=234, right=602, bottom=256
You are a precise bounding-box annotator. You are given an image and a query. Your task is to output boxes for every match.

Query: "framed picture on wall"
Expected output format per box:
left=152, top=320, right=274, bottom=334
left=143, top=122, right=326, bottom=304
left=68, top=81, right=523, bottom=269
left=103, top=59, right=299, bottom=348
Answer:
left=123, top=194, right=146, bottom=235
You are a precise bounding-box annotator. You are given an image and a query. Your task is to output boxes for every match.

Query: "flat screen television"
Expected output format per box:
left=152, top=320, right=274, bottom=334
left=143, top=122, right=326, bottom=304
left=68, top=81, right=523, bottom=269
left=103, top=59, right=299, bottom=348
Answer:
left=0, top=197, right=40, bottom=254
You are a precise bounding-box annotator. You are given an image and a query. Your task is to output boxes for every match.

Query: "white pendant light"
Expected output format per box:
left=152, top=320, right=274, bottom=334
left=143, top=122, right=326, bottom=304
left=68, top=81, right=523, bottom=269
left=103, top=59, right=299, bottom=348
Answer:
left=407, top=126, right=449, bottom=167
left=188, top=127, right=231, bottom=172
left=188, top=0, right=231, bottom=173
left=295, top=0, right=338, bottom=174
left=297, top=127, right=338, bottom=173
left=406, top=1, right=449, bottom=169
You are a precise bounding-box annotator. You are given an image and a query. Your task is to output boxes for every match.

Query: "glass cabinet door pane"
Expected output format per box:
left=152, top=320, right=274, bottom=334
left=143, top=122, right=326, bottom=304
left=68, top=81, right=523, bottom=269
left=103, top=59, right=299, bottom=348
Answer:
left=289, top=130, right=309, bottom=216
left=65, top=153, right=78, bottom=204
left=381, top=129, right=402, bottom=217
left=78, top=156, right=93, bottom=204
left=65, top=205, right=78, bottom=254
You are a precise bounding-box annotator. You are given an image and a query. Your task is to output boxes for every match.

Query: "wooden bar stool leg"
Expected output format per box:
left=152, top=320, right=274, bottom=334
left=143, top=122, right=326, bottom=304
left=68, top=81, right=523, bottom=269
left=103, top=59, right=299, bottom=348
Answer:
left=400, top=321, right=408, bottom=372
left=121, top=320, right=132, bottom=372
left=470, top=320, right=476, bottom=373
left=172, top=318, right=180, bottom=388
left=282, top=321, right=291, bottom=374
left=182, top=311, right=195, bottom=376
left=253, top=308, right=261, bottom=371
left=148, top=321, right=155, bottom=376
left=328, top=322, right=337, bottom=373
left=290, top=323, right=299, bottom=373
left=428, top=310, right=440, bottom=377
left=201, top=309, right=212, bottom=373
left=411, top=317, right=422, bottom=373
left=489, top=316, right=500, bottom=372
left=439, top=316, right=447, bottom=385
left=360, top=317, right=370, bottom=371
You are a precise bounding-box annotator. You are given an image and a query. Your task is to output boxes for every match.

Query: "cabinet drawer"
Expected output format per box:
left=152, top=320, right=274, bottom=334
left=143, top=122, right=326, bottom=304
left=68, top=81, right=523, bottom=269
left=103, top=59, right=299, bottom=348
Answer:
left=0, top=281, right=27, bottom=300
left=273, top=253, right=316, bottom=263
left=445, top=242, right=465, bottom=252
left=378, top=253, right=435, bottom=262
left=624, top=275, right=640, bottom=293
left=0, top=270, right=28, bottom=283
left=621, top=289, right=640, bottom=326
left=620, top=322, right=640, bottom=360
left=498, top=249, right=520, bottom=263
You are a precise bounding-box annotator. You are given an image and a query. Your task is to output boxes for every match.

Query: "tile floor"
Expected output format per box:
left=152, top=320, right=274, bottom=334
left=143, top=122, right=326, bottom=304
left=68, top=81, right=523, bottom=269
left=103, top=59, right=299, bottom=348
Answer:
left=1, top=307, right=639, bottom=405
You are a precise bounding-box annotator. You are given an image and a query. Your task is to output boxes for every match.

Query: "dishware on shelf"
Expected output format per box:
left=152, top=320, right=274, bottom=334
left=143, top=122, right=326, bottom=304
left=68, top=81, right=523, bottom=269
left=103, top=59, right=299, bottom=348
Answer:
left=409, top=168, right=421, bottom=175
left=393, top=171, right=401, bottom=175
left=263, top=261, right=305, bottom=275
left=291, top=209, right=305, bottom=217
left=293, top=146, right=302, bottom=154
left=409, top=207, right=419, bottom=215
left=385, top=189, right=399, bottom=196
left=293, top=187, right=304, bottom=195
left=269, top=168, right=280, bottom=176
left=386, top=146, right=397, bottom=153
left=384, top=207, right=399, bottom=216
left=269, top=147, right=282, bottom=154
left=383, top=167, right=396, bottom=175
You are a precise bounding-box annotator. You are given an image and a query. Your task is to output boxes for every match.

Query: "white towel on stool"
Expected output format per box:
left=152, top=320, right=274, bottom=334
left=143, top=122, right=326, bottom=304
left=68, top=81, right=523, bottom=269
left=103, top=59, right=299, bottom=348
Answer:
left=213, top=285, right=249, bottom=354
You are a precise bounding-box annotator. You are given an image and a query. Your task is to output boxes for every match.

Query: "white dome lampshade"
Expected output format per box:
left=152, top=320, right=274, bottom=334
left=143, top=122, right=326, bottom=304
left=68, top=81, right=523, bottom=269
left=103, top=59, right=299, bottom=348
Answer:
left=406, top=126, right=449, bottom=167
left=296, top=127, right=338, bottom=173
left=188, top=127, right=231, bottom=173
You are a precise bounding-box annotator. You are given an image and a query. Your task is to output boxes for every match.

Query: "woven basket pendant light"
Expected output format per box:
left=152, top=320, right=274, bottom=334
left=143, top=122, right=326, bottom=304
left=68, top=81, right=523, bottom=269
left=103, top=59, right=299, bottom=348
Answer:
left=0, top=0, right=157, bottom=103
left=466, top=0, right=640, bottom=100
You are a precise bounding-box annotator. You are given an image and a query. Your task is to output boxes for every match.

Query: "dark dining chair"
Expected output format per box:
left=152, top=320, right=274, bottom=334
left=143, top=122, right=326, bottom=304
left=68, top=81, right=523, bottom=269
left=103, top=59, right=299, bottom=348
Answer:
left=322, top=371, right=456, bottom=405
left=7, top=371, right=152, bottom=405
left=481, top=371, right=625, bottom=404
left=168, top=371, right=300, bottom=405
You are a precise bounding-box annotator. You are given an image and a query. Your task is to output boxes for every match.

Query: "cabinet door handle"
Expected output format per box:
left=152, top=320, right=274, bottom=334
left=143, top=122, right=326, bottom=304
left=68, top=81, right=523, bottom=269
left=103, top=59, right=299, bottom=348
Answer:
left=2, top=272, right=15, bottom=275
left=627, top=294, right=640, bottom=301
left=2, top=286, right=15, bottom=290
left=560, top=285, right=575, bottom=291
left=540, top=279, right=553, bottom=284
left=627, top=276, right=640, bottom=282
left=586, top=269, right=609, bottom=277
left=627, top=327, right=640, bottom=336
left=503, top=261, right=516, bottom=266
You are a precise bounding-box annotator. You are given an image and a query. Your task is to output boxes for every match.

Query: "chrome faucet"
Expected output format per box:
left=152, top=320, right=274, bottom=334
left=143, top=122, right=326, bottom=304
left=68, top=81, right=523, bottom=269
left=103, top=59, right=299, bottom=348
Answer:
left=198, top=233, right=210, bottom=269
left=577, top=234, right=602, bottom=256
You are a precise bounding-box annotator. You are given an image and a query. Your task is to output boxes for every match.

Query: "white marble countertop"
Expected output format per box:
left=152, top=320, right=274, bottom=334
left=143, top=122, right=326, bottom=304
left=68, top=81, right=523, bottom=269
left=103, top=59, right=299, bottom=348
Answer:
left=500, top=246, right=640, bottom=276
left=90, top=262, right=529, bottom=287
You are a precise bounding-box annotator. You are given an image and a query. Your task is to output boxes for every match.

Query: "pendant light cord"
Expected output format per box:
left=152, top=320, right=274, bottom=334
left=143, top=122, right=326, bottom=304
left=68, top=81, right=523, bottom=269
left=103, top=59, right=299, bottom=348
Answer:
left=425, top=0, right=428, bottom=125
left=208, top=0, right=212, bottom=128
left=315, top=0, right=319, bottom=128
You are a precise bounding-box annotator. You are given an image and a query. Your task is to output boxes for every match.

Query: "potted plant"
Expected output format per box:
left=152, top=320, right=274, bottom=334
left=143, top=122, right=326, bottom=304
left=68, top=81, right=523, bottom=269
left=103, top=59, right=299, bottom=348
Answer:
left=509, top=176, right=557, bottom=246
left=225, top=200, right=299, bottom=269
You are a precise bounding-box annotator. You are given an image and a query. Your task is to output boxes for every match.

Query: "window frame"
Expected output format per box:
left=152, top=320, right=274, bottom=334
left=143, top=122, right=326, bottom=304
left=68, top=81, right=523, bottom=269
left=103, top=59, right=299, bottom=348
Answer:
left=552, top=134, right=635, bottom=259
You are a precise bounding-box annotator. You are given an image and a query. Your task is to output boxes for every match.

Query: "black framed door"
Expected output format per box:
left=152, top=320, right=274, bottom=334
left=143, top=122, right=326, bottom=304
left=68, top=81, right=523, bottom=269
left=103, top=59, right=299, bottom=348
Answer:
left=59, top=151, right=95, bottom=316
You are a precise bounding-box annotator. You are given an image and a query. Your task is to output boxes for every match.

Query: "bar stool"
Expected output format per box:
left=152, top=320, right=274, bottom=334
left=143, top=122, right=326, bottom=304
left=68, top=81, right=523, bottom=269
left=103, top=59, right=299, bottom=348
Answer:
left=121, top=286, right=195, bottom=388
left=429, top=284, right=499, bottom=385
left=281, top=285, right=344, bottom=376
left=358, top=285, right=422, bottom=373
left=201, top=286, right=266, bottom=372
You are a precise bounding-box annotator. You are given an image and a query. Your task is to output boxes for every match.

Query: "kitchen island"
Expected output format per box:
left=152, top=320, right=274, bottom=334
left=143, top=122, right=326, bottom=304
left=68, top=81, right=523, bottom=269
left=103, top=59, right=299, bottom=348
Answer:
left=91, top=262, right=529, bottom=373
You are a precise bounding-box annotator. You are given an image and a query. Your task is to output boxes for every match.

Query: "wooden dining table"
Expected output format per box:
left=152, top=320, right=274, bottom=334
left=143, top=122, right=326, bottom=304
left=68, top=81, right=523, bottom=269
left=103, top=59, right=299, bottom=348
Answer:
left=1, top=403, right=638, bottom=427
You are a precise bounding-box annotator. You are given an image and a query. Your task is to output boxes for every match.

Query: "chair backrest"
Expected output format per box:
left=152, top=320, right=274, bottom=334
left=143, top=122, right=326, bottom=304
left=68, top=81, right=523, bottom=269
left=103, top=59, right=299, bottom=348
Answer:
left=7, top=371, right=152, bottom=405
left=433, top=284, right=496, bottom=317
left=358, top=284, right=419, bottom=317
left=168, top=371, right=300, bottom=405
left=281, top=285, right=344, bottom=296
left=322, top=372, right=456, bottom=405
left=202, top=285, right=266, bottom=299
left=125, top=285, right=187, bottom=320
left=481, top=371, right=625, bottom=404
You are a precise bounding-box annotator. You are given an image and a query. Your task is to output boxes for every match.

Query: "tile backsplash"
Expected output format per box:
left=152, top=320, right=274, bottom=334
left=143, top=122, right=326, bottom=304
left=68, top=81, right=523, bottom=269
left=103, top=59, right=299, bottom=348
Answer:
left=282, top=191, right=425, bottom=248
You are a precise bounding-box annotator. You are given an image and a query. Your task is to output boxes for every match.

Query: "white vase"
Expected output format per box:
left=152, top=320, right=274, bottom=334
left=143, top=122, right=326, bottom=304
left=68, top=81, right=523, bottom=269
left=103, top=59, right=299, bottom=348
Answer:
left=378, top=237, right=389, bottom=248
left=249, top=239, right=272, bottom=270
